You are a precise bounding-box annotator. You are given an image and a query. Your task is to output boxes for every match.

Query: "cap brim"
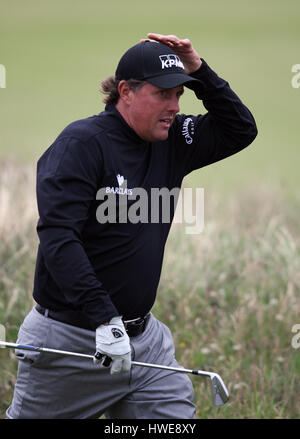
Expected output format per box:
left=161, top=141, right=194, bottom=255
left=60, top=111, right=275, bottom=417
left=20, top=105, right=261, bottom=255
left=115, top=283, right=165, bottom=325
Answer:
left=146, top=73, right=199, bottom=90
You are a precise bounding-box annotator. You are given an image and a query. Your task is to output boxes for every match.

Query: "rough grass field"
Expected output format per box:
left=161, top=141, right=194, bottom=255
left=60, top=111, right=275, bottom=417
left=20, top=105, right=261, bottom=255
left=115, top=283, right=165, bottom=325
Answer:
left=0, top=161, right=299, bottom=419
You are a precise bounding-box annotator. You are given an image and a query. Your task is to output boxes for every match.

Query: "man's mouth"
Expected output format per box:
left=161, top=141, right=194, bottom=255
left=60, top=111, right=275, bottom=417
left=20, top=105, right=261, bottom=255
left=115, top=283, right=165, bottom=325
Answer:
left=159, top=118, right=173, bottom=128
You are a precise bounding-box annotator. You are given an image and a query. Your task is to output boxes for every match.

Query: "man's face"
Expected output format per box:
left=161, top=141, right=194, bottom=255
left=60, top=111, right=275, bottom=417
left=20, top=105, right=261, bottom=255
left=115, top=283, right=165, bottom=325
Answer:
left=119, top=82, right=184, bottom=142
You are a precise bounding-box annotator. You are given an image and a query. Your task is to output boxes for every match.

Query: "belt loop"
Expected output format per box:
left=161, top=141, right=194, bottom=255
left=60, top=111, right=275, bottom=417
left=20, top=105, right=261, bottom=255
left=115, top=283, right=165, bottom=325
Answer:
left=44, top=309, right=49, bottom=318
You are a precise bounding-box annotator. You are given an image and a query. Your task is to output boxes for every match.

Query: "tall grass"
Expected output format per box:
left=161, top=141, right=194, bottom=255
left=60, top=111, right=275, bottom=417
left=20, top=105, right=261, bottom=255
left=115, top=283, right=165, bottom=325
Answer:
left=0, top=160, right=38, bottom=415
left=0, top=160, right=299, bottom=418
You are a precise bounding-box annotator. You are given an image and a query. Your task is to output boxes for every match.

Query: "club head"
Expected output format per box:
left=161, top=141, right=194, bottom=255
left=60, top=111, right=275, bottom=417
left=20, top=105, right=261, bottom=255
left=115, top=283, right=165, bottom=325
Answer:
left=210, top=374, right=230, bottom=406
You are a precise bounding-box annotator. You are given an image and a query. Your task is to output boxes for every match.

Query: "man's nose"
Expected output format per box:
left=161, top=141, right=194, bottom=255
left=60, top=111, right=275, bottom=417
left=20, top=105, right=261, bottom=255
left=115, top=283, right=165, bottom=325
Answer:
left=167, top=97, right=180, bottom=114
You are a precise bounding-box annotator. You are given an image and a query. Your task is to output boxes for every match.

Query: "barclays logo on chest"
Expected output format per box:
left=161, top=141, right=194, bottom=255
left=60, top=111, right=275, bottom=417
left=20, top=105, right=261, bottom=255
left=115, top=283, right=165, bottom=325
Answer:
left=105, top=174, right=133, bottom=195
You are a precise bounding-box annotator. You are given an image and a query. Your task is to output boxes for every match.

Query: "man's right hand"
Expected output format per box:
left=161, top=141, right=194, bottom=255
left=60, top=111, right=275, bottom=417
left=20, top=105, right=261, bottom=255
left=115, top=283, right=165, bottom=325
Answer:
left=94, top=316, right=131, bottom=375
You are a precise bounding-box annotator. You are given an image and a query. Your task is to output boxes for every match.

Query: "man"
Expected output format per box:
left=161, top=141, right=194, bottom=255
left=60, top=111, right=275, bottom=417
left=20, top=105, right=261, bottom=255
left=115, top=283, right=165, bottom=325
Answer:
left=6, top=33, right=257, bottom=419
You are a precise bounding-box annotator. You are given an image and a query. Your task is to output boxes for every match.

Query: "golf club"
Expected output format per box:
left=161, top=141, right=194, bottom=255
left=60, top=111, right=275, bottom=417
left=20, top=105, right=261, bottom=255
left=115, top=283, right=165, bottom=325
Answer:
left=0, top=341, right=229, bottom=406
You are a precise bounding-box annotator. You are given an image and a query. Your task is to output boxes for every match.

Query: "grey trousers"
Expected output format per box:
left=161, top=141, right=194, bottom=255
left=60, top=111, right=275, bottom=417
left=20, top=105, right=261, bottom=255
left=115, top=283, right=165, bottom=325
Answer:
left=6, top=307, right=196, bottom=419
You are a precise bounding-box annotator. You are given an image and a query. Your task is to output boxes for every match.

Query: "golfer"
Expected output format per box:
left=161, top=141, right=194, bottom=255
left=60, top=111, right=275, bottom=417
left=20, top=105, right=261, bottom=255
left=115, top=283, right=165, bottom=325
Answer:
left=6, top=33, right=257, bottom=419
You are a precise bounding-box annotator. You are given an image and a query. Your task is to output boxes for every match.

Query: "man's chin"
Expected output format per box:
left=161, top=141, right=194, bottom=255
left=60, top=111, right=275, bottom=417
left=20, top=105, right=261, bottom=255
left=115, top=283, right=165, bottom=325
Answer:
left=152, top=129, right=170, bottom=142
left=140, top=129, right=170, bottom=143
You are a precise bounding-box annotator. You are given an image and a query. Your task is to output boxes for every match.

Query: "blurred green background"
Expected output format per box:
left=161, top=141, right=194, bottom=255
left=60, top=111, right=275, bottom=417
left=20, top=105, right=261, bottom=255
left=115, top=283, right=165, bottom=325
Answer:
left=0, top=0, right=299, bottom=196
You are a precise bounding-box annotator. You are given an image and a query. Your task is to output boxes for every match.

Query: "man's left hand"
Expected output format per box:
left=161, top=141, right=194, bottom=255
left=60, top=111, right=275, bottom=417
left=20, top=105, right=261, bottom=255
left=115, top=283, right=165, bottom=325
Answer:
left=94, top=316, right=131, bottom=375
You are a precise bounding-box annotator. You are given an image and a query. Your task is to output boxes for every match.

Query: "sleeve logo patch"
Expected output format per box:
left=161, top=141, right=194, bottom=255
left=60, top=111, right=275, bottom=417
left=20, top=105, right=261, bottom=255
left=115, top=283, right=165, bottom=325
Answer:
left=181, top=117, right=194, bottom=144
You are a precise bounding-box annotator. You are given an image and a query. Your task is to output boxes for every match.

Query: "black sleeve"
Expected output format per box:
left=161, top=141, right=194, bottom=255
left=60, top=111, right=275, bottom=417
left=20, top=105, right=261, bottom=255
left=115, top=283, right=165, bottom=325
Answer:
left=172, top=58, right=258, bottom=176
left=36, top=136, right=119, bottom=328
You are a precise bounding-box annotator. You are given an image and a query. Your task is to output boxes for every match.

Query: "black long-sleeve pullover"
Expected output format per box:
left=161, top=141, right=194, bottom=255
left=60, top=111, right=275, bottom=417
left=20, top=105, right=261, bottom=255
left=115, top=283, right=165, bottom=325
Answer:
left=33, top=59, right=258, bottom=329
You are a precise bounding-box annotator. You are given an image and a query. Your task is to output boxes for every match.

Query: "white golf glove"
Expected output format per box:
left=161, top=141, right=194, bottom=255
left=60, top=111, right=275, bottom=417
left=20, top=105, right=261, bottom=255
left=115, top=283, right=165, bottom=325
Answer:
left=94, top=316, right=131, bottom=375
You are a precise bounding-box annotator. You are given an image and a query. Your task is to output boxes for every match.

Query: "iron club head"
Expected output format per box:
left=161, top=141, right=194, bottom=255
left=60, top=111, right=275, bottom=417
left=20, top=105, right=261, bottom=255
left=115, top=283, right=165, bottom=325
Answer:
left=210, top=373, right=230, bottom=406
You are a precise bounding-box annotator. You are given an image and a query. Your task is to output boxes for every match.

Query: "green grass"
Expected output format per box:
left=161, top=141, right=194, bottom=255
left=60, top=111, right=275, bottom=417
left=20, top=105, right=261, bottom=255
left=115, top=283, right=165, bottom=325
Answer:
left=154, top=181, right=300, bottom=418
left=0, top=161, right=299, bottom=418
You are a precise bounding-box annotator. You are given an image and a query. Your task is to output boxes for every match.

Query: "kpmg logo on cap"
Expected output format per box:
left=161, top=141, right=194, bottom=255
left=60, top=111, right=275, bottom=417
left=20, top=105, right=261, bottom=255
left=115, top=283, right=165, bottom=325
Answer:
left=159, top=54, right=184, bottom=70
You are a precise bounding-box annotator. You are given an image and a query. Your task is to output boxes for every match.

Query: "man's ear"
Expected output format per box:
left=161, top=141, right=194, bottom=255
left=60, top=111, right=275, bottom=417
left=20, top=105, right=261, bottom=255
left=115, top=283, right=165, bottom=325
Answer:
left=118, top=80, right=133, bottom=105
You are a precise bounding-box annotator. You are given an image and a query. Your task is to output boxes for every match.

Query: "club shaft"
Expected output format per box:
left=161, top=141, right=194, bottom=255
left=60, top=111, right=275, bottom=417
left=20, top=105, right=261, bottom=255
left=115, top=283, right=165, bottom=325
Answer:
left=1, top=340, right=229, bottom=406
left=0, top=341, right=212, bottom=377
